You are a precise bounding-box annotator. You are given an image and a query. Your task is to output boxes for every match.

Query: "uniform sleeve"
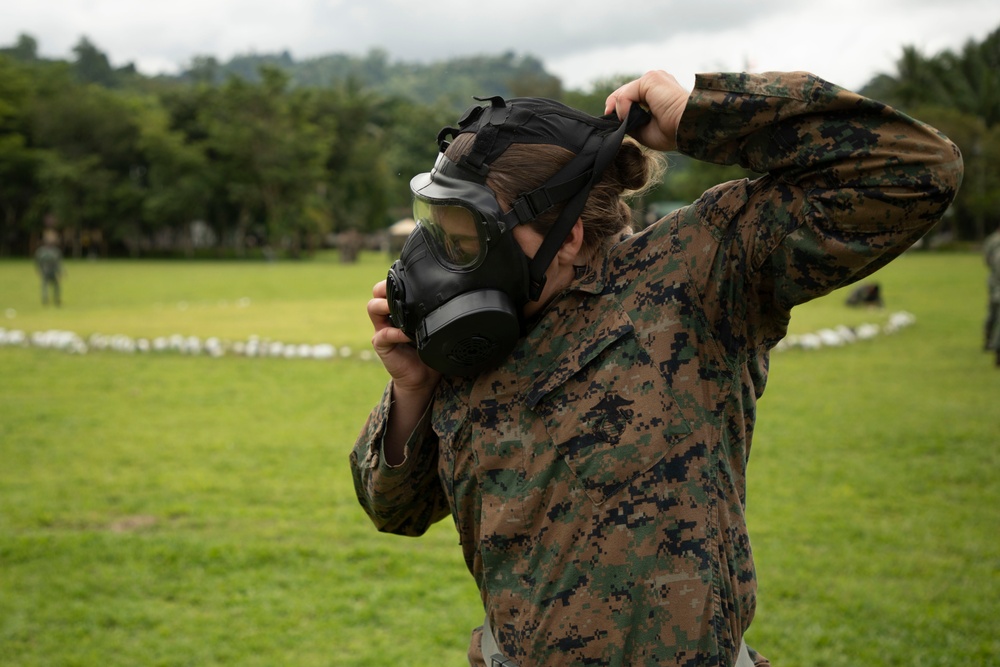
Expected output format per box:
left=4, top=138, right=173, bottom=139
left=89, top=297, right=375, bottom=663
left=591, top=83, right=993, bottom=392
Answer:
left=675, top=71, right=963, bottom=317
left=349, top=382, right=451, bottom=536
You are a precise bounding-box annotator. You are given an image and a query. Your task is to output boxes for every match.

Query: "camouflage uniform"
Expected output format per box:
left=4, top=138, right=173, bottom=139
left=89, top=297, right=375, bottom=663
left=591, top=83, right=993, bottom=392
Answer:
left=34, top=243, right=63, bottom=306
left=351, top=72, right=962, bottom=666
left=984, top=229, right=1000, bottom=353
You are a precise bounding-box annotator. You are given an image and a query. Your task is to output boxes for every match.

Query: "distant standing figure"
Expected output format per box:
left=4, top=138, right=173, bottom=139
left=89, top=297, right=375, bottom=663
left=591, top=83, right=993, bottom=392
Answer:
left=35, top=230, right=63, bottom=307
left=984, top=227, right=1000, bottom=365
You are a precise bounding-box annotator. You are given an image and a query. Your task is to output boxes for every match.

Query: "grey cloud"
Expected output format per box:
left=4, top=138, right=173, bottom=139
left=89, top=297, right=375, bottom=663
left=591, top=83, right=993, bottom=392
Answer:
left=298, top=0, right=788, bottom=63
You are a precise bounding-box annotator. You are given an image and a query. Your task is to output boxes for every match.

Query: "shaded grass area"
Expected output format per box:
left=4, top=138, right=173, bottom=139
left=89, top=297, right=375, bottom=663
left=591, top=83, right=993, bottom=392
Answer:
left=1, top=251, right=998, bottom=665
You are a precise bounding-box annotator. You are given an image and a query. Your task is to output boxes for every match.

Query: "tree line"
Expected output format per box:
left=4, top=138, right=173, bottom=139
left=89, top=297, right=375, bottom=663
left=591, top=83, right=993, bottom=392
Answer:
left=863, top=25, right=1000, bottom=243
left=0, top=27, right=997, bottom=259
left=0, top=36, right=465, bottom=258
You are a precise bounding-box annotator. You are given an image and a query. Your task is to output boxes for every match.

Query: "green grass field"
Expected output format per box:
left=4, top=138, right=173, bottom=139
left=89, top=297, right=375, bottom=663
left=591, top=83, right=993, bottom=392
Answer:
left=1, top=251, right=997, bottom=666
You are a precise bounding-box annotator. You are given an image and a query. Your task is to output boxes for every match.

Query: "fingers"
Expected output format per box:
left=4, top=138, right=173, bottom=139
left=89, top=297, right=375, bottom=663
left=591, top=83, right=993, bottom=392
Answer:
left=368, top=286, right=417, bottom=371
left=604, top=70, right=677, bottom=114
left=365, top=279, right=441, bottom=387
left=604, top=78, right=640, bottom=118
left=604, top=70, right=688, bottom=152
left=367, top=295, right=391, bottom=331
left=368, top=278, right=412, bottom=345
left=371, top=324, right=412, bottom=354
left=368, top=279, right=393, bottom=329
left=370, top=317, right=438, bottom=390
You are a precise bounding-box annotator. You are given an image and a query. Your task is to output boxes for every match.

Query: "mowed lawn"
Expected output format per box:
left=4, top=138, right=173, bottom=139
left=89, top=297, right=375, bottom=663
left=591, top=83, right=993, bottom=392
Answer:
left=1, top=251, right=997, bottom=666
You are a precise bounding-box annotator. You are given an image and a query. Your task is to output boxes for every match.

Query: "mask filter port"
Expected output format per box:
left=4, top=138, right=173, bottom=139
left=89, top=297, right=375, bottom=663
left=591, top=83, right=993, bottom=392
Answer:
left=385, top=263, right=408, bottom=333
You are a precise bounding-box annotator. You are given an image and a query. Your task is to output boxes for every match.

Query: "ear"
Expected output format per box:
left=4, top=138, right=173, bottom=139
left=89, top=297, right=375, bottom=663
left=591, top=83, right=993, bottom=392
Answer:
left=556, top=217, right=586, bottom=264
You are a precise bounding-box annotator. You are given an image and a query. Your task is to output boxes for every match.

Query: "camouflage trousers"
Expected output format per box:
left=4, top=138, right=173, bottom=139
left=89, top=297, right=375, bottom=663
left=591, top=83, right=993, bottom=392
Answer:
left=987, top=299, right=1000, bottom=350
left=40, top=276, right=60, bottom=306
left=480, top=616, right=754, bottom=667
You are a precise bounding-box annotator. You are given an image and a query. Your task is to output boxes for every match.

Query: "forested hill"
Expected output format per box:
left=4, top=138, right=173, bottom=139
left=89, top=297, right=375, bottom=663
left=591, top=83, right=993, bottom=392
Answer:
left=176, top=48, right=566, bottom=112
left=0, top=33, right=574, bottom=112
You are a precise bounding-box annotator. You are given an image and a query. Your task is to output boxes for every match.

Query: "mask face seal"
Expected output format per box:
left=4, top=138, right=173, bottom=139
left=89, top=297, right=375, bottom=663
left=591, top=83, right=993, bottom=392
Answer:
left=386, top=96, right=650, bottom=377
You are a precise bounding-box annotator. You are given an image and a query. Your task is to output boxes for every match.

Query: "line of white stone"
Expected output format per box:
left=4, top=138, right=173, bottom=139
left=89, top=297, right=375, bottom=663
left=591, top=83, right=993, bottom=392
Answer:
left=0, top=311, right=915, bottom=361
left=0, top=328, right=374, bottom=361
left=773, top=311, right=916, bottom=352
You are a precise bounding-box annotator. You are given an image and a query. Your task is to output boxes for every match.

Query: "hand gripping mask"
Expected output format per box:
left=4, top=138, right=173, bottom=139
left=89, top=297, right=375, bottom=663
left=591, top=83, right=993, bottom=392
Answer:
left=386, top=96, right=650, bottom=377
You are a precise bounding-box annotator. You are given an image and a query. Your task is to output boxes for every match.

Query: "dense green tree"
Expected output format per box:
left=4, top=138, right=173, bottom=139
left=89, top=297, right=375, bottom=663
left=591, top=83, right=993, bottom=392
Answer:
left=199, top=67, right=326, bottom=254
left=863, top=26, right=1000, bottom=239
left=381, top=97, right=454, bottom=217
left=0, top=55, right=40, bottom=254
left=0, top=33, right=39, bottom=62
left=31, top=82, right=149, bottom=255
left=72, top=37, right=117, bottom=87
left=186, top=56, right=221, bottom=86
left=878, top=34, right=1000, bottom=129
left=136, top=99, right=211, bottom=253
left=305, top=79, right=390, bottom=234
left=1, top=26, right=998, bottom=256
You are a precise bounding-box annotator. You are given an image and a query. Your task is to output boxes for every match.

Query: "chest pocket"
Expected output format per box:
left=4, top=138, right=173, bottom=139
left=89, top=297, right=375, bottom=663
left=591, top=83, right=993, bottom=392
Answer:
left=526, top=309, right=691, bottom=506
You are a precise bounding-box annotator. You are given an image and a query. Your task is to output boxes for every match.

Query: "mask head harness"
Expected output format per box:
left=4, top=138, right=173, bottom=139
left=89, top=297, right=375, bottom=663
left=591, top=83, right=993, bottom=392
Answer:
left=386, top=96, right=650, bottom=377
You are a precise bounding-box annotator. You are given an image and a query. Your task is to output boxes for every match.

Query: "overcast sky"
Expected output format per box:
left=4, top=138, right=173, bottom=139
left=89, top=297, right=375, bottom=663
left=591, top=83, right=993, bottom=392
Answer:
left=1, top=0, right=997, bottom=92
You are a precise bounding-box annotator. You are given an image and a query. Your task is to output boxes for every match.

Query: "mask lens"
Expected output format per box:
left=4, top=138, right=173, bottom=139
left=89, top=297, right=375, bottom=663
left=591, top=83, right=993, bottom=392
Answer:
left=413, top=198, right=485, bottom=269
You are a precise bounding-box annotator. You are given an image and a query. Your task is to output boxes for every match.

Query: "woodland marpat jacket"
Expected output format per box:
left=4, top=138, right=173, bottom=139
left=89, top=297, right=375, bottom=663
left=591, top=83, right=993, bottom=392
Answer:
left=351, top=71, right=963, bottom=667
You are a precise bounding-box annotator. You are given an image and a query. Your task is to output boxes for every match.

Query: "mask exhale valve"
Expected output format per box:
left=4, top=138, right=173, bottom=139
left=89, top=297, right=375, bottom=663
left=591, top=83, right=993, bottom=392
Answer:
left=418, top=290, right=521, bottom=372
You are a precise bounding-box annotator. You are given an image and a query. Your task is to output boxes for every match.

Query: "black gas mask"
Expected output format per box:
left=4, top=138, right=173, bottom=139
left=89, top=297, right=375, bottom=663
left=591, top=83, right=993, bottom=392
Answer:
left=387, top=96, right=650, bottom=377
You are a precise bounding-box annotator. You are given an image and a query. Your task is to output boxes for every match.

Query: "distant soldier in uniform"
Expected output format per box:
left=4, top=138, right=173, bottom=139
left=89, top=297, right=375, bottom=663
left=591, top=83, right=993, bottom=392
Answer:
left=351, top=70, right=963, bottom=666
left=35, top=229, right=64, bottom=307
left=984, top=227, right=1000, bottom=364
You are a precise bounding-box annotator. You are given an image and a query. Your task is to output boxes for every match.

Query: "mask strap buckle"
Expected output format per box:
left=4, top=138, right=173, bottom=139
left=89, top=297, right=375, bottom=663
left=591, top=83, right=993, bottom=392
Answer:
left=508, top=170, right=592, bottom=227
left=525, top=104, right=651, bottom=300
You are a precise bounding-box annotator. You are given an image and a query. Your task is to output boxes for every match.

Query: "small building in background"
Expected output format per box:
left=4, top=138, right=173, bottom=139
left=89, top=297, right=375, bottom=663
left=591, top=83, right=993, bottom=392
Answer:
left=388, top=218, right=416, bottom=255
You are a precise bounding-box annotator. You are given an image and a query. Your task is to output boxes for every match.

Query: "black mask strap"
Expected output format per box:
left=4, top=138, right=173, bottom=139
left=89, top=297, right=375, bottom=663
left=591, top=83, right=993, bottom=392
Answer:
left=439, top=97, right=544, bottom=179
left=524, top=104, right=651, bottom=300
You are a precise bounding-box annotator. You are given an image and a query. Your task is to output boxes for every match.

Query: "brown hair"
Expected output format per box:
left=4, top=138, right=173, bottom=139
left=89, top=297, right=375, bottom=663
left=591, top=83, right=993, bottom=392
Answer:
left=444, top=133, right=664, bottom=253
